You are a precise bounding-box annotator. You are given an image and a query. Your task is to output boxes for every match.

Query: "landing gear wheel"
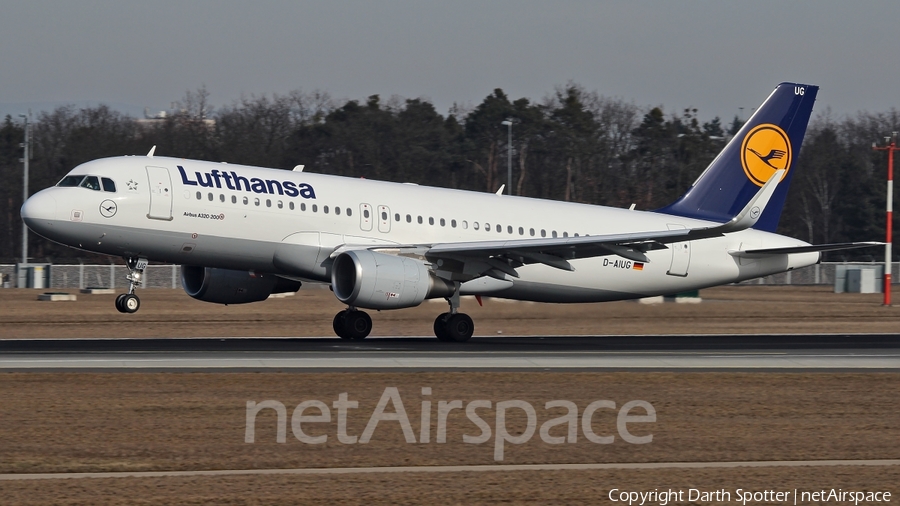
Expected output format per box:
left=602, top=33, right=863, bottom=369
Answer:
left=333, top=311, right=351, bottom=340
left=444, top=313, right=474, bottom=342
left=115, top=294, right=127, bottom=313
left=117, top=256, right=147, bottom=314
left=343, top=311, right=372, bottom=340
left=121, top=294, right=141, bottom=314
left=434, top=313, right=451, bottom=341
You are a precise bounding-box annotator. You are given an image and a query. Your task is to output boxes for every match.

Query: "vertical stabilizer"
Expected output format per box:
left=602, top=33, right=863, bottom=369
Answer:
left=657, top=82, right=818, bottom=232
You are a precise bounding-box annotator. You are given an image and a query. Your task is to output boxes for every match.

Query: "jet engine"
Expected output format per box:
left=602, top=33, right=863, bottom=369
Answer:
left=181, top=265, right=301, bottom=304
left=331, top=250, right=453, bottom=309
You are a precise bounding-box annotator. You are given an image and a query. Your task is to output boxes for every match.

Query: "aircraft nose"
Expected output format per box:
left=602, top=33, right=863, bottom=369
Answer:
left=21, top=190, right=58, bottom=233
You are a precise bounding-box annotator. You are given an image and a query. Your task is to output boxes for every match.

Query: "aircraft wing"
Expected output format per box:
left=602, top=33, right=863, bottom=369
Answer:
left=410, top=170, right=788, bottom=280
left=423, top=229, right=687, bottom=275
left=332, top=227, right=696, bottom=280
left=328, top=169, right=784, bottom=281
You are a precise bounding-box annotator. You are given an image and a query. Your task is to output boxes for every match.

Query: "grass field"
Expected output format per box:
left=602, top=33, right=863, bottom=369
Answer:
left=1, top=284, right=899, bottom=338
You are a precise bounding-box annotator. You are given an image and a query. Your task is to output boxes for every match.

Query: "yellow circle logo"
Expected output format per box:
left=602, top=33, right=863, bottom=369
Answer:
left=741, top=123, right=792, bottom=187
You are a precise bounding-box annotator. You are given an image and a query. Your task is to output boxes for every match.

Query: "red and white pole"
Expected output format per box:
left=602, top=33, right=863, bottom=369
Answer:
left=874, top=134, right=897, bottom=306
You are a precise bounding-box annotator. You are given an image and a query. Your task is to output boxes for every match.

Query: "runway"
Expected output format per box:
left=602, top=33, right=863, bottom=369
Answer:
left=1, top=334, right=899, bottom=371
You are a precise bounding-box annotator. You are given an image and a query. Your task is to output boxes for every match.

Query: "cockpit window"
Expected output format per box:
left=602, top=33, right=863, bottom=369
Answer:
left=80, top=176, right=101, bottom=191
left=101, top=177, right=116, bottom=192
left=57, top=175, right=86, bottom=187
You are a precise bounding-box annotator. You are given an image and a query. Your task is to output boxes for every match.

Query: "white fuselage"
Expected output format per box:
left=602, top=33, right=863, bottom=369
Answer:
left=22, top=156, right=818, bottom=302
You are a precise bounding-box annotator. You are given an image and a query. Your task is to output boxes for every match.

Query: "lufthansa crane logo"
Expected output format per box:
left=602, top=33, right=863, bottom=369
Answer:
left=740, top=123, right=792, bottom=187
left=99, top=199, right=117, bottom=218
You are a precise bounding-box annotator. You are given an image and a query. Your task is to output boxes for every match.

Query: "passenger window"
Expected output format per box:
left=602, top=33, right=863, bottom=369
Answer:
left=440, top=218, right=445, bottom=226
left=417, top=216, right=423, bottom=224
left=429, top=217, right=434, bottom=225
left=541, top=230, right=546, bottom=237
left=243, top=196, right=248, bottom=205
left=312, top=204, right=318, bottom=212
left=381, top=211, right=387, bottom=220
left=277, top=200, right=283, bottom=209
left=530, top=228, right=535, bottom=236
left=325, top=206, right=329, bottom=214
left=407, top=214, right=412, bottom=223
left=208, top=193, right=214, bottom=201
left=220, top=194, right=225, bottom=202
left=254, top=198, right=260, bottom=206
left=266, top=199, right=272, bottom=207
left=563, top=232, right=568, bottom=237
left=462, top=220, right=468, bottom=229
left=574, top=233, right=579, bottom=237
left=301, top=203, right=306, bottom=211
left=347, top=208, right=352, bottom=216
left=507, top=226, right=513, bottom=234
left=289, top=202, right=295, bottom=210
left=552, top=231, right=557, bottom=238
left=484, top=222, right=489, bottom=231
left=496, top=224, right=501, bottom=233
left=519, top=227, right=524, bottom=235
left=80, top=176, right=101, bottom=191
left=335, top=206, right=341, bottom=215
left=196, top=192, right=202, bottom=200
left=395, top=213, right=400, bottom=221
left=474, top=222, right=480, bottom=230
left=101, top=177, right=116, bottom=192
left=232, top=195, right=237, bottom=204
left=451, top=219, right=457, bottom=228
left=363, top=209, right=369, bottom=218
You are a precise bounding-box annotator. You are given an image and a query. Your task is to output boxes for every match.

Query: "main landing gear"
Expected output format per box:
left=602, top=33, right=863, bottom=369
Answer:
left=433, top=286, right=474, bottom=342
left=333, top=308, right=373, bottom=340
left=115, top=257, right=147, bottom=314
left=330, top=284, right=474, bottom=342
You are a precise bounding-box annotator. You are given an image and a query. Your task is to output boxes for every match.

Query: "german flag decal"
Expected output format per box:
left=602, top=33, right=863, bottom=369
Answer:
left=633, top=262, right=644, bottom=271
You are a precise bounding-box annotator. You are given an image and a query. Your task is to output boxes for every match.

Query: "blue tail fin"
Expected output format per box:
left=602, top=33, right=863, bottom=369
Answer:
left=657, top=82, right=818, bottom=232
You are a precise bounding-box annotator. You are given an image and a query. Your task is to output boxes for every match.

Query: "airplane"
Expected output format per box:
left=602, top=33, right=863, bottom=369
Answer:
left=20, top=82, right=881, bottom=341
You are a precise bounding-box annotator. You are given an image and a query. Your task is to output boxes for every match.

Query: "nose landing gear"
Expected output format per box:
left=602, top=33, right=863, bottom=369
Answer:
left=115, top=257, right=147, bottom=314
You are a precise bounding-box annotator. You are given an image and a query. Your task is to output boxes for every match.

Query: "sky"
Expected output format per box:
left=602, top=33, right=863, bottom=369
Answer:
left=1, top=1, right=899, bottom=123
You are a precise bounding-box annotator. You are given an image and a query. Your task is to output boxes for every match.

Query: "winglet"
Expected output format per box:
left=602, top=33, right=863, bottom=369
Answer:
left=713, top=169, right=784, bottom=234
left=146, top=145, right=156, bottom=157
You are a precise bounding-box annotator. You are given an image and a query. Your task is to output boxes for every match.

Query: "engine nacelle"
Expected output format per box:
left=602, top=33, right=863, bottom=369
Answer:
left=331, top=250, right=453, bottom=309
left=181, top=265, right=301, bottom=304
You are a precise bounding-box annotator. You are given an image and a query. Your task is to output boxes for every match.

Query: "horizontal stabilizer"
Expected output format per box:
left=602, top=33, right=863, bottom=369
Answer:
left=729, top=242, right=884, bottom=258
